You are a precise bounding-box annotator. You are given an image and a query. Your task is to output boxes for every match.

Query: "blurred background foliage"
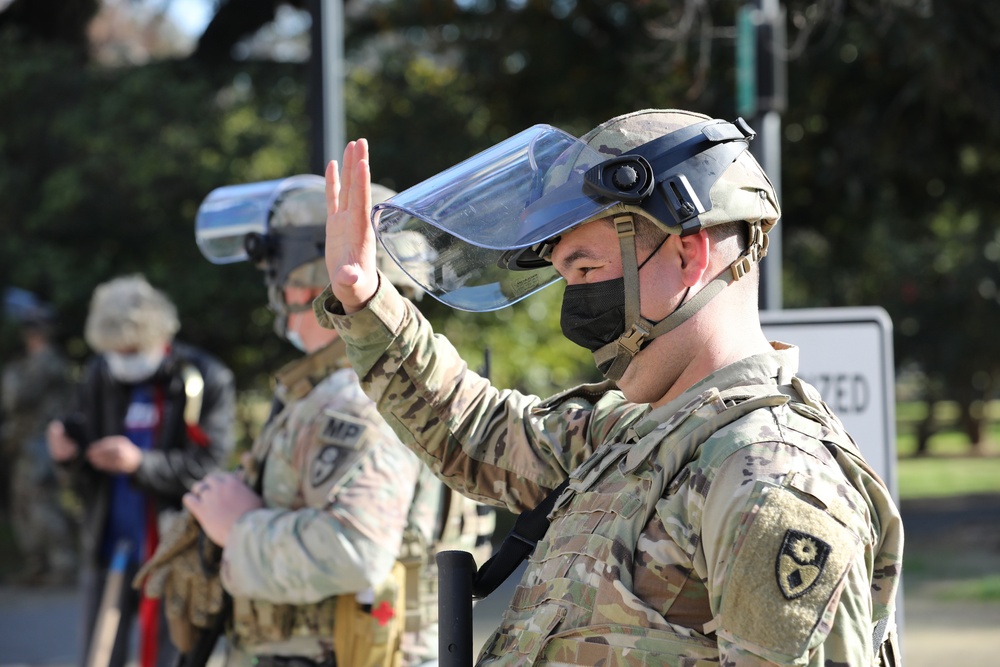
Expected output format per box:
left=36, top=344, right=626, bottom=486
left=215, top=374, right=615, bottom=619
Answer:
left=1, top=0, right=999, bottom=452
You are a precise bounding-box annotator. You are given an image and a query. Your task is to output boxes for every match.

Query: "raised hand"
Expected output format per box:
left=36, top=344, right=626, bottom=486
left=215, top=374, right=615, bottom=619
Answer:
left=324, top=139, right=381, bottom=313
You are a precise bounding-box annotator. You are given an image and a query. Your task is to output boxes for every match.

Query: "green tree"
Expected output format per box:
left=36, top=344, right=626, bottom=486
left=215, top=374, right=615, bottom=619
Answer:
left=0, top=34, right=312, bottom=394
left=5, top=0, right=997, bottom=434
left=779, top=1, right=1000, bottom=452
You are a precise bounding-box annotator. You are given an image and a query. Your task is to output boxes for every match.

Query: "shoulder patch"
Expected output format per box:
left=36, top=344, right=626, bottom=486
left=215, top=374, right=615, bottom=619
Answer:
left=318, top=410, right=368, bottom=449
left=776, top=529, right=832, bottom=600
left=718, top=481, right=860, bottom=662
left=310, top=445, right=342, bottom=488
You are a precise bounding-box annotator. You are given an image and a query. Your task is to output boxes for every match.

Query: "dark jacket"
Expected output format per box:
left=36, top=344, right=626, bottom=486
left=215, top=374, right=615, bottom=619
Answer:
left=61, top=341, right=236, bottom=569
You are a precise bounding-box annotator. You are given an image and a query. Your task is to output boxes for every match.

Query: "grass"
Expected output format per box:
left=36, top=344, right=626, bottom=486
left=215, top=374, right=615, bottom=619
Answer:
left=895, top=402, right=1000, bottom=604
left=896, top=455, right=1000, bottom=499
left=939, top=575, right=1000, bottom=603
left=895, top=401, right=1000, bottom=500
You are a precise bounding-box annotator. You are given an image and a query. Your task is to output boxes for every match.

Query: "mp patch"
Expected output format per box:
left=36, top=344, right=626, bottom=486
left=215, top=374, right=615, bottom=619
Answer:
left=776, top=529, right=832, bottom=600
left=310, top=445, right=341, bottom=488
left=319, top=410, right=367, bottom=449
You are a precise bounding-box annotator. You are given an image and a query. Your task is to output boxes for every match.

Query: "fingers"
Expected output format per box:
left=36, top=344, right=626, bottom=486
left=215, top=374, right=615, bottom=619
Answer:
left=46, top=421, right=78, bottom=461
left=338, top=141, right=355, bottom=214
left=325, top=159, right=340, bottom=218
left=325, top=138, right=379, bottom=313
left=351, top=139, right=371, bottom=216
left=181, top=491, right=200, bottom=515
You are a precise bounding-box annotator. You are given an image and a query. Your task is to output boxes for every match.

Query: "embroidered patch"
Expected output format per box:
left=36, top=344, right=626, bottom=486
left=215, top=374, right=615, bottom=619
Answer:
left=776, top=529, right=832, bottom=600
left=310, top=445, right=341, bottom=487
left=319, top=411, right=367, bottom=448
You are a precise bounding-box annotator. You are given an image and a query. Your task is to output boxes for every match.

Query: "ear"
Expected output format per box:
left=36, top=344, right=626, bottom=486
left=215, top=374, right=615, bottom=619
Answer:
left=677, top=230, right=711, bottom=286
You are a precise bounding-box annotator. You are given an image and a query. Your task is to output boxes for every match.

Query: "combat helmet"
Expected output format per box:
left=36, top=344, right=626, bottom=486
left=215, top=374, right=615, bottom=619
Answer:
left=371, top=109, right=780, bottom=380
left=195, top=175, right=421, bottom=340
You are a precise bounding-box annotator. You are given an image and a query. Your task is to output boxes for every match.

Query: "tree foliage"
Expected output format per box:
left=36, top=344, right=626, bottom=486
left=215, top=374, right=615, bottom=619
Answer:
left=0, top=31, right=312, bottom=392
left=2, top=0, right=1000, bottom=446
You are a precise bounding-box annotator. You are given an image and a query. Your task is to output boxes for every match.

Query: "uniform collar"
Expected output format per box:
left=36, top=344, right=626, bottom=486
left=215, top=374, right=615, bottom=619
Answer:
left=633, top=342, right=799, bottom=439
left=274, top=337, right=349, bottom=403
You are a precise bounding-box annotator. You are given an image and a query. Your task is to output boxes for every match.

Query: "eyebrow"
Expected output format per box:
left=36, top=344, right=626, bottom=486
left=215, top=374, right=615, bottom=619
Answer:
left=555, top=247, right=602, bottom=273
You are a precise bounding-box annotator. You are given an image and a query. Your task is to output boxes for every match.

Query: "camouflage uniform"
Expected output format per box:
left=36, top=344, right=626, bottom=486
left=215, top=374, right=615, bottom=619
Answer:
left=221, top=339, right=444, bottom=667
left=0, top=343, right=78, bottom=584
left=315, top=279, right=904, bottom=667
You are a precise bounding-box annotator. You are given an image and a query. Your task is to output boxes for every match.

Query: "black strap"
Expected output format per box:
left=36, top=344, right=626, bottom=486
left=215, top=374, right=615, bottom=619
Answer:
left=471, top=478, right=570, bottom=599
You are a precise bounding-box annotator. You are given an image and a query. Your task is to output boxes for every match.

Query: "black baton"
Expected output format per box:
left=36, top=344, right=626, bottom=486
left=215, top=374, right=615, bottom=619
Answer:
left=437, top=550, right=477, bottom=667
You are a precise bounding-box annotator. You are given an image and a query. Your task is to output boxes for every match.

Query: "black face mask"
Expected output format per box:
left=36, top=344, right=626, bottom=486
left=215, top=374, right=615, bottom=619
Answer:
left=560, top=277, right=627, bottom=356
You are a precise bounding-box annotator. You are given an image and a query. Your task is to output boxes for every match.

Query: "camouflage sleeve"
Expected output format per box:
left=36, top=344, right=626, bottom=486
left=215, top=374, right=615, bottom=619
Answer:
left=698, top=437, right=884, bottom=666
left=220, top=377, right=423, bottom=605
left=2, top=351, right=68, bottom=412
left=315, top=278, right=642, bottom=513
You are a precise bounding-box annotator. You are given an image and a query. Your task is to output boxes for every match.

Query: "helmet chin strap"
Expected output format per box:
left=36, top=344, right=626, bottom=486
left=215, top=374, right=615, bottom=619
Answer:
left=592, top=214, right=769, bottom=382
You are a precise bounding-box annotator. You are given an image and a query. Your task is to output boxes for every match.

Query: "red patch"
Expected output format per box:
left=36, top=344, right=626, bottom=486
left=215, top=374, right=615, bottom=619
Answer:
left=186, top=423, right=211, bottom=447
left=371, top=600, right=395, bottom=626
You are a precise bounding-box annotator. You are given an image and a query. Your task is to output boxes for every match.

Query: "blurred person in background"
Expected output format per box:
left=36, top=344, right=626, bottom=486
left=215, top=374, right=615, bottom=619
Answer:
left=134, top=176, right=492, bottom=667
left=46, top=274, right=236, bottom=667
left=0, top=288, right=78, bottom=586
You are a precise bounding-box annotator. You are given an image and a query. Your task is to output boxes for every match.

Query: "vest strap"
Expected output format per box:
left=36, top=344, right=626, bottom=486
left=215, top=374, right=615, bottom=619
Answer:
left=471, top=478, right=570, bottom=599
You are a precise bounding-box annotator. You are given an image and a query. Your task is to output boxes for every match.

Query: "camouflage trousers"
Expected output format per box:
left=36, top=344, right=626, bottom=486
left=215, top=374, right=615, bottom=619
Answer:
left=9, top=442, right=78, bottom=584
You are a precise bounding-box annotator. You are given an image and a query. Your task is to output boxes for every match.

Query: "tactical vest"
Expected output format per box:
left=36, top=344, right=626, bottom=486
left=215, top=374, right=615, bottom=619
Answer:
left=231, top=340, right=495, bottom=666
left=479, top=378, right=901, bottom=666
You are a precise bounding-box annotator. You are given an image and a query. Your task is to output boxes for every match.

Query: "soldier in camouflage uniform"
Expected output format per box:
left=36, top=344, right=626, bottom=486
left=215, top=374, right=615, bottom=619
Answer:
left=315, top=110, right=904, bottom=666
left=182, top=176, right=492, bottom=667
left=0, top=303, right=78, bottom=585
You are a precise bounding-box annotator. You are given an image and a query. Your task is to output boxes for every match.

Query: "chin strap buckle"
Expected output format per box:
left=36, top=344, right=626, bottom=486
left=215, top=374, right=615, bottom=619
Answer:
left=618, top=320, right=651, bottom=356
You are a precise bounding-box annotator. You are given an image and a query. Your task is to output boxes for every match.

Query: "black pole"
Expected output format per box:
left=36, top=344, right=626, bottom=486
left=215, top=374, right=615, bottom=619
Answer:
left=306, top=0, right=324, bottom=176
left=750, top=0, right=786, bottom=311
left=436, top=550, right=476, bottom=667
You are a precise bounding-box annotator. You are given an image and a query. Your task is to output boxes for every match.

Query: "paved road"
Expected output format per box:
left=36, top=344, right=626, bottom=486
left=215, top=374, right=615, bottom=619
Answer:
left=3, top=494, right=999, bottom=666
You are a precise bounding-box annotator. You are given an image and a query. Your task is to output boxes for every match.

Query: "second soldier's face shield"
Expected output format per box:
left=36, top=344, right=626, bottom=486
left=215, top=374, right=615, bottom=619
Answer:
left=373, top=125, right=617, bottom=312
left=195, top=174, right=328, bottom=280
left=195, top=174, right=329, bottom=335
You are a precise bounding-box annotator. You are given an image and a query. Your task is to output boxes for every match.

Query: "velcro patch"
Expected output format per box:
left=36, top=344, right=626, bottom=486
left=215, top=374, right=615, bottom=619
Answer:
left=319, top=410, right=367, bottom=449
left=718, top=483, right=859, bottom=662
left=776, top=529, right=832, bottom=599
left=310, top=445, right=341, bottom=488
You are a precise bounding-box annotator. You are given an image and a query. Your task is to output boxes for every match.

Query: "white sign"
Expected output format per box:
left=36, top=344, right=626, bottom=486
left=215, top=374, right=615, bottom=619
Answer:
left=761, top=307, right=898, bottom=499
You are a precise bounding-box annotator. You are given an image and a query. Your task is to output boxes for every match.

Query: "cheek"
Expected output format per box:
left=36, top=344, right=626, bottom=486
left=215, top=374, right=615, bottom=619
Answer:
left=638, top=271, right=683, bottom=320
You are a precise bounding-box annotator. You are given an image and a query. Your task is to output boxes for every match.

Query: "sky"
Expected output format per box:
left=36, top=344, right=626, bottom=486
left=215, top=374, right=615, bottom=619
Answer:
left=164, top=0, right=214, bottom=36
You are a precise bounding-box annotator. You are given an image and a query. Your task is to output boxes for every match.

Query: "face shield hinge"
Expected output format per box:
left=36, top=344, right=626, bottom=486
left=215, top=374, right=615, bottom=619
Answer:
left=618, top=320, right=651, bottom=356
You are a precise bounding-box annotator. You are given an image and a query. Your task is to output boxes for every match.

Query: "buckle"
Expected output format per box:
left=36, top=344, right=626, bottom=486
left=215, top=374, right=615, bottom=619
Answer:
left=731, top=255, right=753, bottom=281
left=614, top=215, right=635, bottom=238
left=618, top=321, right=650, bottom=355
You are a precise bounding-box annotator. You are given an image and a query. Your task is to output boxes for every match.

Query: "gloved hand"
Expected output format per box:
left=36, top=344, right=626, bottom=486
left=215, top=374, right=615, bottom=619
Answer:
left=134, top=510, right=226, bottom=652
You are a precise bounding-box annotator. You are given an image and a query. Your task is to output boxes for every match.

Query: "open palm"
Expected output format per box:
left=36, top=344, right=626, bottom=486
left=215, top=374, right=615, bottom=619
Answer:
left=325, top=139, right=381, bottom=313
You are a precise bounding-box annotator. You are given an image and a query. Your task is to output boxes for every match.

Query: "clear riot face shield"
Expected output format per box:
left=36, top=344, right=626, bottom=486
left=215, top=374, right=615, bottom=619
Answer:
left=372, top=118, right=758, bottom=313
left=195, top=174, right=327, bottom=283
left=372, top=125, right=607, bottom=312
left=195, top=174, right=328, bottom=334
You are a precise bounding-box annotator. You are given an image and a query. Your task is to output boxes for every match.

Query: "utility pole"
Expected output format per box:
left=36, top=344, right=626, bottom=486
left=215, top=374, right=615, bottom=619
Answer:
left=736, top=0, right=786, bottom=311
left=307, top=0, right=345, bottom=175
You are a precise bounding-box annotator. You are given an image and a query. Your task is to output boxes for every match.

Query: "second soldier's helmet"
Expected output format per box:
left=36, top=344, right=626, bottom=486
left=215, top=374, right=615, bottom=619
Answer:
left=195, top=175, right=421, bottom=339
